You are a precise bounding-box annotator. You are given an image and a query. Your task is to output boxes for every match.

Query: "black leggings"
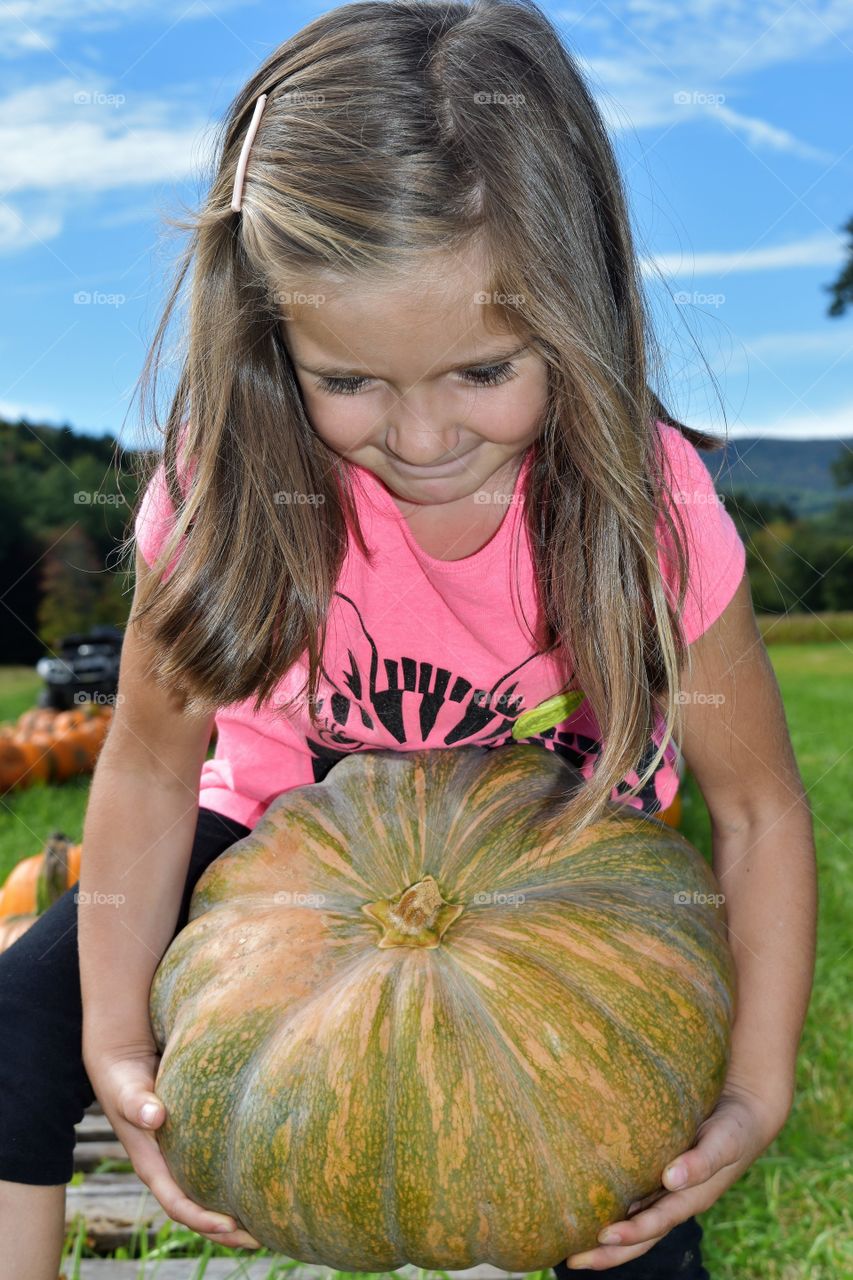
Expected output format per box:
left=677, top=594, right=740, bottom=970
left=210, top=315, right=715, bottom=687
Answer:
left=0, top=806, right=252, bottom=1186
left=0, top=806, right=710, bottom=1277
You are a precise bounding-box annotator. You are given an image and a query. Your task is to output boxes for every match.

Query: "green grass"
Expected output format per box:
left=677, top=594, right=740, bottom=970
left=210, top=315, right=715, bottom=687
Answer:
left=1, top=647, right=849, bottom=1279
left=678, top=644, right=852, bottom=1280
left=756, top=611, right=853, bottom=644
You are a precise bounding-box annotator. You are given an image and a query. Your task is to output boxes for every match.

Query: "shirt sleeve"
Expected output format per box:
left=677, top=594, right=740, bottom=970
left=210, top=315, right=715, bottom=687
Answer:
left=654, top=420, right=746, bottom=645
left=133, top=425, right=195, bottom=579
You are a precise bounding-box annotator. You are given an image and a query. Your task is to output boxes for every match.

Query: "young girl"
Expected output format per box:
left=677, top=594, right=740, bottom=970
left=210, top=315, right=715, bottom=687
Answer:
left=0, top=2, right=816, bottom=1277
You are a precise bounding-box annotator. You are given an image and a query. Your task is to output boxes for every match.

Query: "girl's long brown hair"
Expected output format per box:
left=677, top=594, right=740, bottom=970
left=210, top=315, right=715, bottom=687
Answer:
left=126, top=0, right=732, bottom=843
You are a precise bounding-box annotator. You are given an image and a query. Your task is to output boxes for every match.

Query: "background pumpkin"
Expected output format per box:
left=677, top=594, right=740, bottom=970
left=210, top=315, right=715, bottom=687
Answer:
left=0, top=833, right=82, bottom=941
left=150, top=742, right=733, bottom=1273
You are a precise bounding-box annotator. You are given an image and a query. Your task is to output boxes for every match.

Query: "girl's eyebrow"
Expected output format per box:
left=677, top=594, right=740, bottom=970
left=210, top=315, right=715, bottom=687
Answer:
left=294, top=343, right=529, bottom=379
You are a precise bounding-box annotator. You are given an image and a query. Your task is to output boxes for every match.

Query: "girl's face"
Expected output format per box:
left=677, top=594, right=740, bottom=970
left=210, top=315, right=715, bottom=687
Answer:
left=279, top=251, right=549, bottom=506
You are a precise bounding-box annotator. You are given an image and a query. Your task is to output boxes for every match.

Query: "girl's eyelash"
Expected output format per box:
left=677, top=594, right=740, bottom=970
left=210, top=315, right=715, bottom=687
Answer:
left=315, top=361, right=518, bottom=397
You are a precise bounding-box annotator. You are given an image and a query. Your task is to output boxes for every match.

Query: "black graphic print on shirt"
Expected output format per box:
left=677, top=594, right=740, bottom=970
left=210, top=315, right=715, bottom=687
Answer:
left=296, top=592, right=664, bottom=815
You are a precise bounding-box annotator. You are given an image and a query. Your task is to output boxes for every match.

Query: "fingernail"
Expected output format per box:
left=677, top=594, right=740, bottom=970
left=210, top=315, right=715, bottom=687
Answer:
left=599, top=1228, right=621, bottom=1244
left=566, top=1256, right=591, bottom=1269
left=666, top=1163, right=687, bottom=1187
left=140, top=1102, right=159, bottom=1125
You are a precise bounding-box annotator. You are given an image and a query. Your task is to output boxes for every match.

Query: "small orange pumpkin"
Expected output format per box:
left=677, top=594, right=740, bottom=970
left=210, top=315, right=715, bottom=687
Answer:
left=16, top=708, right=58, bottom=735
left=658, top=790, right=682, bottom=828
left=0, top=834, right=82, bottom=919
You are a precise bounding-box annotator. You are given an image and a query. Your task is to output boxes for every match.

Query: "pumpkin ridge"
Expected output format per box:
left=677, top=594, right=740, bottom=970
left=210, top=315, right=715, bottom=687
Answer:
left=534, top=887, right=730, bottom=986
left=379, top=947, right=578, bottom=1267
left=436, top=933, right=680, bottom=1208
left=454, top=930, right=705, bottom=1119
left=420, top=948, right=596, bottom=1248
left=220, top=947, right=389, bottom=1242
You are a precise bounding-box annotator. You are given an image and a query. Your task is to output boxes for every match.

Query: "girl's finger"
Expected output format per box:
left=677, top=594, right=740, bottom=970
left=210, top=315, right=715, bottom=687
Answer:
left=596, top=1188, right=699, bottom=1248
left=566, top=1231, right=666, bottom=1270
left=662, top=1106, right=746, bottom=1192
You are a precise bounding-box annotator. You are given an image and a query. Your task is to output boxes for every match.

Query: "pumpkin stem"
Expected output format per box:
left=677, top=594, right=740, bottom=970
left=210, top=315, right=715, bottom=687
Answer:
left=361, top=875, right=464, bottom=949
left=36, top=833, right=72, bottom=916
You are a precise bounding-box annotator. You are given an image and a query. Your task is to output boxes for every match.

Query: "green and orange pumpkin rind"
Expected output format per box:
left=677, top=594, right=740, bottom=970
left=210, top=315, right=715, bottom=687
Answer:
left=150, top=742, right=734, bottom=1272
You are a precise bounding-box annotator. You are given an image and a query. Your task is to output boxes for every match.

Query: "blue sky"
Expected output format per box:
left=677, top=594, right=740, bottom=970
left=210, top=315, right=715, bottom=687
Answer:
left=2, top=0, right=852, bottom=445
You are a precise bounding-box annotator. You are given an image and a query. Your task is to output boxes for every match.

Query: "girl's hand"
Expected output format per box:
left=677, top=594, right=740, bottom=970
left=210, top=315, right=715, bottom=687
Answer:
left=563, top=1080, right=791, bottom=1271
left=83, top=1039, right=262, bottom=1251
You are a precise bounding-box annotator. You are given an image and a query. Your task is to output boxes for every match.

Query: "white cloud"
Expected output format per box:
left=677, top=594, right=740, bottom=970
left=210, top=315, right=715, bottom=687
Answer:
left=0, top=397, right=64, bottom=423
left=0, top=202, right=63, bottom=252
left=564, top=1, right=853, bottom=78
left=711, top=327, right=853, bottom=378
left=566, top=2, right=852, bottom=164
left=644, top=231, right=847, bottom=277
left=1, top=79, right=218, bottom=196
left=724, top=398, right=853, bottom=439
left=0, top=0, right=255, bottom=57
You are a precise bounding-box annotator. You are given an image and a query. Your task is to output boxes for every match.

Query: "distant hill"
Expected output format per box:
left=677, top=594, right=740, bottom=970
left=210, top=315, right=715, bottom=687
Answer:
left=705, top=435, right=853, bottom=518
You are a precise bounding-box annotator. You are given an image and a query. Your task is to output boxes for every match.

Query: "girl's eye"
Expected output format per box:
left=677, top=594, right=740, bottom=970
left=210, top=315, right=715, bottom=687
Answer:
left=314, top=361, right=518, bottom=397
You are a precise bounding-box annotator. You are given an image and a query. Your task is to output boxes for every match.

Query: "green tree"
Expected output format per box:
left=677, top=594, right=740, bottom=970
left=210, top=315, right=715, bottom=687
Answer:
left=824, top=212, right=853, bottom=317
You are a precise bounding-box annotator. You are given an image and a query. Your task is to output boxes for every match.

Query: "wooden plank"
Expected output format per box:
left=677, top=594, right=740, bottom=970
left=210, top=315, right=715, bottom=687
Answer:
left=75, top=1112, right=117, bottom=1141
left=67, top=1181, right=537, bottom=1273
left=66, top=1171, right=168, bottom=1251
left=72, top=1261, right=536, bottom=1279
left=73, top=1140, right=131, bottom=1171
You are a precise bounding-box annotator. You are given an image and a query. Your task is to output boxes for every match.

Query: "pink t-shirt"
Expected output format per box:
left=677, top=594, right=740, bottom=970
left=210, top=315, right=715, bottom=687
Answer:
left=134, top=421, right=746, bottom=829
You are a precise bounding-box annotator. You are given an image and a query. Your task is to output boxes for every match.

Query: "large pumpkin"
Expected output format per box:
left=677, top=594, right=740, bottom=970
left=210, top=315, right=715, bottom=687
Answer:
left=150, top=743, right=733, bottom=1272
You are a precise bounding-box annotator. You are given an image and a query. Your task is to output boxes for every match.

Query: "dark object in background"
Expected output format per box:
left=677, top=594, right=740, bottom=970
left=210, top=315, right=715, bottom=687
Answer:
left=35, top=625, right=124, bottom=711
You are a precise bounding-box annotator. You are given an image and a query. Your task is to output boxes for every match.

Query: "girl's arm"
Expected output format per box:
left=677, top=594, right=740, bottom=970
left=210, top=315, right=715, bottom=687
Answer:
left=77, top=550, right=259, bottom=1249
left=565, top=569, right=818, bottom=1270
left=678, top=566, right=817, bottom=1116
left=78, top=547, right=216, bottom=1050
